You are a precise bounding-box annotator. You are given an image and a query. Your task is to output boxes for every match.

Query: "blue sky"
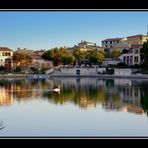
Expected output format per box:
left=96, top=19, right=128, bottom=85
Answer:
left=0, top=11, right=148, bottom=50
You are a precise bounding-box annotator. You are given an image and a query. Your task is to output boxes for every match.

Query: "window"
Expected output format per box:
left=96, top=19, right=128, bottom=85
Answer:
left=130, top=56, right=133, bottom=64
left=2, top=52, right=11, bottom=56
left=127, top=56, right=129, bottom=64
left=134, top=56, right=139, bottom=63
left=123, top=56, right=126, bottom=62
left=134, top=50, right=138, bottom=54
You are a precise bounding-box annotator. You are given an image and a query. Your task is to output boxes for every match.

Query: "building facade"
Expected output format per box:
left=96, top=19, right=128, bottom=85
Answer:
left=68, top=40, right=104, bottom=52
left=119, top=48, right=141, bottom=65
left=31, top=51, right=53, bottom=69
left=126, top=34, right=148, bottom=44
left=102, top=38, right=123, bottom=48
left=0, top=47, right=13, bottom=69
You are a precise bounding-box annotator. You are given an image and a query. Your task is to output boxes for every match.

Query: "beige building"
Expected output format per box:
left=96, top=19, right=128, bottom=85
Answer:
left=113, top=41, right=130, bottom=52
left=17, top=48, right=34, bottom=54
left=126, top=34, right=148, bottom=43
left=113, top=41, right=143, bottom=52
left=0, top=47, right=13, bottom=69
left=68, top=40, right=104, bottom=52
left=31, top=51, right=53, bottom=69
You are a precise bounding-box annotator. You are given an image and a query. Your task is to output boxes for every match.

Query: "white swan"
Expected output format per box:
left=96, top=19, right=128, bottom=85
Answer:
left=53, top=85, right=60, bottom=92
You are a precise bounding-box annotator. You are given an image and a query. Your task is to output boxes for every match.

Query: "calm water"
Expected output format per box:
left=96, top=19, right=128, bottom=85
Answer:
left=0, top=77, right=148, bottom=136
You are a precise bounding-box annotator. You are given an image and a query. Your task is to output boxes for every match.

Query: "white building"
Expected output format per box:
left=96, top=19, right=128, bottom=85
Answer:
left=0, top=47, right=13, bottom=69
left=102, top=38, right=123, bottom=48
left=119, top=48, right=141, bottom=65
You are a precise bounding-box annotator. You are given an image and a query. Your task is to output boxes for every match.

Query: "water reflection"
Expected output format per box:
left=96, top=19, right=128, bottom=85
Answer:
left=0, top=78, right=148, bottom=116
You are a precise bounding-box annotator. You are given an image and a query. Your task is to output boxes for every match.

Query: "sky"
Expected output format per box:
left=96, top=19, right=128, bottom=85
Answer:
left=0, top=11, right=148, bottom=50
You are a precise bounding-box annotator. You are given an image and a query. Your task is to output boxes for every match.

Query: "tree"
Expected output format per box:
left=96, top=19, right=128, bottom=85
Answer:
left=141, top=41, right=148, bottom=69
left=61, top=54, right=75, bottom=66
left=72, top=48, right=84, bottom=64
left=57, top=47, right=69, bottom=65
left=111, top=49, right=121, bottom=59
left=13, top=51, right=33, bottom=68
left=42, top=47, right=58, bottom=61
left=42, top=47, right=69, bottom=66
left=86, top=50, right=105, bottom=65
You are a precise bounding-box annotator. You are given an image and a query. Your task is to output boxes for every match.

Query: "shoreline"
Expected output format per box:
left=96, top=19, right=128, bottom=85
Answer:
left=0, top=73, right=148, bottom=79
left=0, top=74, right=27, bottom=79
left=49, top=74, right=148, bottom=79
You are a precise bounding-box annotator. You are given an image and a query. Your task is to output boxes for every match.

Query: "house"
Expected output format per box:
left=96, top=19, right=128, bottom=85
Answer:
left=126, top=34, right=148, bottom=44
left=102, top=38, right=124, bottom=48
left=0, top=47, right=13, bottom=69
left=68, top=40, right=104, bottom=52
left=119, top=48, right=141, bottom=65
left=31, top=51, right=53, bottom=69
left=17, top=48, right=34, bottom=54
left=113, top=41, right=143, bottom=53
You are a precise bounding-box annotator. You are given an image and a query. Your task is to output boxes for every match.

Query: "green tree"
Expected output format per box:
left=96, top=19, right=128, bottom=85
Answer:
left=141, top=41, right=148, bottom=69
left=42, top=47, right=69, bottom=66
left=111, top=49, right=121, bottom=59
left=86, top=50, right=105, bottom=65
left=13, top=51, right=33, bottom=68
left=42, top=47, right=58, bottom=61
left=61, top=54, right=75, bottom=66
left=73, top=48, right=84, bottom=64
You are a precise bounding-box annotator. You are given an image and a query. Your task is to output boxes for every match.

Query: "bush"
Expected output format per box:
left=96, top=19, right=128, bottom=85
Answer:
left=30, top=67, right=39, bottom=74
left=116, top=62, right=129, bottom=68
left=106, top=67, right=114, bottom=74
left=14, top=66, right=21, bottom=73
left=0, top=66, right=6, bottom=71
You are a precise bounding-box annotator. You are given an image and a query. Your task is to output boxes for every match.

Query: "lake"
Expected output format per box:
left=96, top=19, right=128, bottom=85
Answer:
left=0, top=77, right=148, bottom=137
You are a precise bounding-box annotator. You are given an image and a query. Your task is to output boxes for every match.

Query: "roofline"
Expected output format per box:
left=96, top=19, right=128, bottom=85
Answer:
left=102, top=38, right=123, bottom=42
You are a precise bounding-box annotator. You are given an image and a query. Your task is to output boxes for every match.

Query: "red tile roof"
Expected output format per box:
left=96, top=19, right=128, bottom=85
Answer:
left=102, top=38, right=123, bottom=42
left=0, top=47, right=12, bottom=51
left=127, top=34, right=148, bottom=38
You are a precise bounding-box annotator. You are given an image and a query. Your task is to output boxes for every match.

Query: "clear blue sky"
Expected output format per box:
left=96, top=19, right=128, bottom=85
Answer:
left=0, top=11, right=148, bottom=50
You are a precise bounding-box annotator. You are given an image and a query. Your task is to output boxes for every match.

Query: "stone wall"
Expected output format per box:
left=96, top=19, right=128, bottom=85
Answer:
left=61, top=68, right=98, bottom=75
left=114, top=69, right=132, bottom=76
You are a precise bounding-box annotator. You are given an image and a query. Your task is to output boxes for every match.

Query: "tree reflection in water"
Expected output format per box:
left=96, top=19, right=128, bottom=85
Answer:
left=0, top=78, right=148, bottom=115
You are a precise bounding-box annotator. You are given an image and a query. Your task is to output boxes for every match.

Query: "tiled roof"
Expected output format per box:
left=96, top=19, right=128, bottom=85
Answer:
left=0, top=47, right=12, bottom=51
left=127, top=34, right=148, bottom=38
left=124, top=41, right=142, bottom=44
left=102, top=38, right=123, bottom=42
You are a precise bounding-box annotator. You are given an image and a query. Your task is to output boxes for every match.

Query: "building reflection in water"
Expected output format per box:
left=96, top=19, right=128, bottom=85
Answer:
left=0, top=78, right=148, bottom=115
left=0, top=80, right=13, bottom=106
